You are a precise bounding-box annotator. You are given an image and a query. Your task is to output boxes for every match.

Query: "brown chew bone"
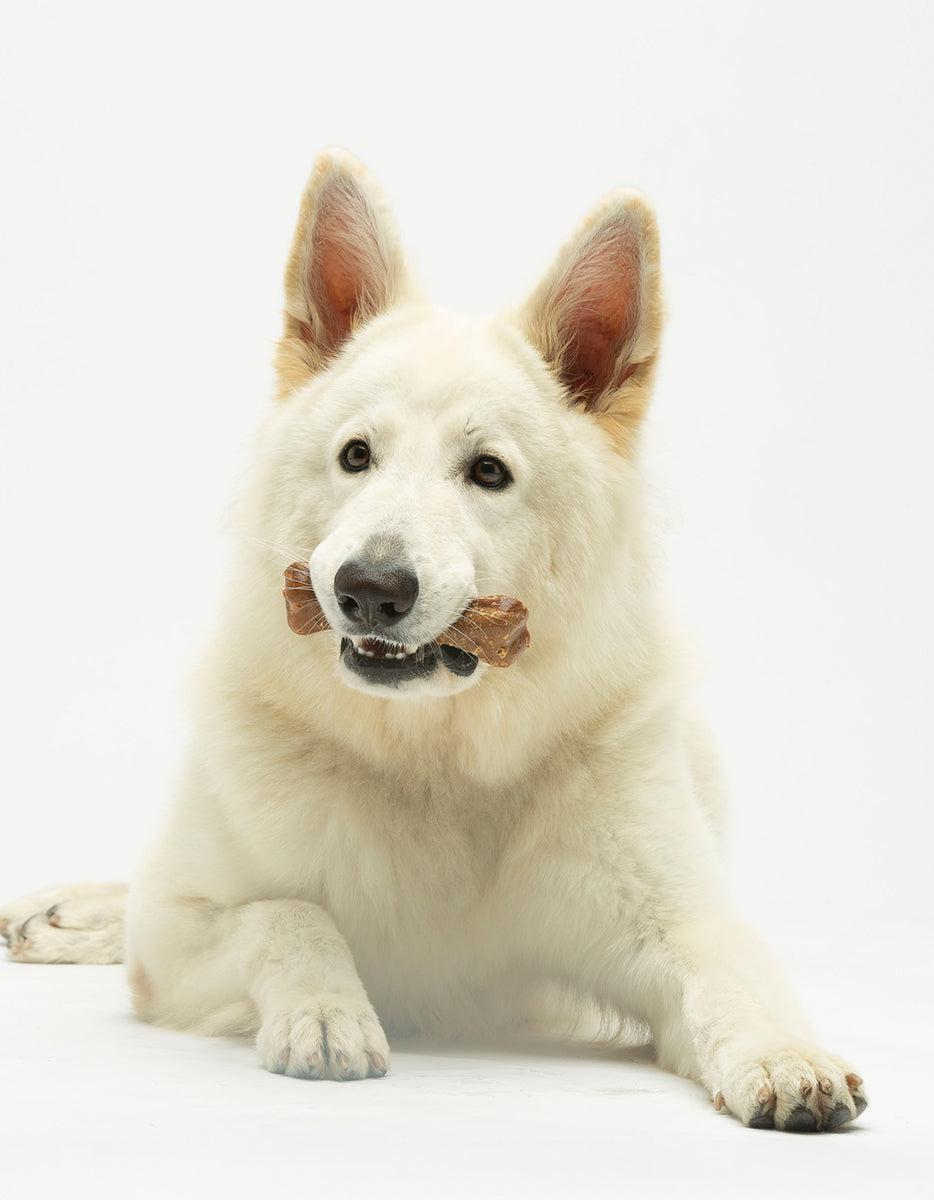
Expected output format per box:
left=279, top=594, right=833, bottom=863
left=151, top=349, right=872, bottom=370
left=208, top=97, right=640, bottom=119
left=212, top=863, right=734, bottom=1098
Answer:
left=282, top=562, right=530, bottom=667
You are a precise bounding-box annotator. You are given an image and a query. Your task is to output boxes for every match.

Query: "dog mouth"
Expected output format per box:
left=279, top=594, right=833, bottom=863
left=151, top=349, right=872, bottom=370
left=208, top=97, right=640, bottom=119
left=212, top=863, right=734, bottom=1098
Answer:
left=340, top=636, right=478, bottom=683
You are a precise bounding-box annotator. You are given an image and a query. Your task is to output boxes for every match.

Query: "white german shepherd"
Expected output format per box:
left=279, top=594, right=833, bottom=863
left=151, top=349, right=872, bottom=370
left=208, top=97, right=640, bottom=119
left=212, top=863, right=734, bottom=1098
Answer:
left=1, top=150, right=866, bottom=1131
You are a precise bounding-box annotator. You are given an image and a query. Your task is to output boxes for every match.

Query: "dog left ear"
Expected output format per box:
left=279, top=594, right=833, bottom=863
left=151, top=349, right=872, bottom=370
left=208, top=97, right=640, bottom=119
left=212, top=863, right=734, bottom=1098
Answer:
left=274, top=149, right=418, bottom=398
left=517, top=190, right=664, bottom=448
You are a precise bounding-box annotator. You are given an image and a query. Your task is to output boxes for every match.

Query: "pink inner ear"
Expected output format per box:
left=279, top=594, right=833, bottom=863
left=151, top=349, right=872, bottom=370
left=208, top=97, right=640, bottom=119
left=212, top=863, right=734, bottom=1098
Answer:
left=319, top=240, right=362, bottom=341
left=557, top=222, right=642, bottom=407
left=308, top=179, right=385, bottom=353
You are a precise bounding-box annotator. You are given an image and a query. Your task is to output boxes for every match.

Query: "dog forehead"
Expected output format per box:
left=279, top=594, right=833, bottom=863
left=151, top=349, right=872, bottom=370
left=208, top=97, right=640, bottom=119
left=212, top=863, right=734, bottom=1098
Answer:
left=333, top=309, right=550, bottom=422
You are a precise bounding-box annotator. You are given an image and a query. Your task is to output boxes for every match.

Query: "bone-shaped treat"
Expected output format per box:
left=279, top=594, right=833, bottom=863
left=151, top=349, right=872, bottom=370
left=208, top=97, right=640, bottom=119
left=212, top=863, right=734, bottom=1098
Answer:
left=282, top=562, right=530, bottom=667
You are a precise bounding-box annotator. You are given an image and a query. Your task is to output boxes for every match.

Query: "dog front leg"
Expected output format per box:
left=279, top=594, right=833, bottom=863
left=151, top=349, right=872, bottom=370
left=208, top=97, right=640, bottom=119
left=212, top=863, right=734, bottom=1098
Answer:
left=517, top=748, right=868, bottom=1130
left=127, top=893, right=389, bottom=1080
left=623, top=909, right=868, bottom=1130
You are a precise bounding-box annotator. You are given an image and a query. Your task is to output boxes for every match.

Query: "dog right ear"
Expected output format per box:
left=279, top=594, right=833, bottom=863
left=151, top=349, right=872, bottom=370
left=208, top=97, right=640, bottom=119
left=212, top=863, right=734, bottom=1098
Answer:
left=515, top=189, right=664, bottom=452
left=274, top=150, right=417, bottom=399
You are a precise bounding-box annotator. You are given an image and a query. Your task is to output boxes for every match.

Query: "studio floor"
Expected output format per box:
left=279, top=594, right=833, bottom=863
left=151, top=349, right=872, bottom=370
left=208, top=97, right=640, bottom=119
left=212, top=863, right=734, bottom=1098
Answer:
left=2, top=921, right=930, bottom=1200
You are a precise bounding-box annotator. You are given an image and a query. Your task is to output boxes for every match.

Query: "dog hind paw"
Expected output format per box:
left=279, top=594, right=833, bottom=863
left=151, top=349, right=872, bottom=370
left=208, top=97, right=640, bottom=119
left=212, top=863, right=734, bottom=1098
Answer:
left=1, top=883, right=127, bottom=964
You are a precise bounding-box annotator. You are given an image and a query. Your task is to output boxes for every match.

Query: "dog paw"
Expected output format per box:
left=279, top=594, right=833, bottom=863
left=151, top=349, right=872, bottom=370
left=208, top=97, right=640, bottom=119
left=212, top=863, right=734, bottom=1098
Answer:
left=1, top=884, right=126, bottom=963
left=714, top=1049, right=867, bottom=1131
left=256, top=992, right=390, bottom=1080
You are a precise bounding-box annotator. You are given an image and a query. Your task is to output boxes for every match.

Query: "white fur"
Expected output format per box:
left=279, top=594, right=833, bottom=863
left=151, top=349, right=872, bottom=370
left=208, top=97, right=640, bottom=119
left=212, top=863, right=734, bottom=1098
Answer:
left=1, top=151, right=865, bottom=1128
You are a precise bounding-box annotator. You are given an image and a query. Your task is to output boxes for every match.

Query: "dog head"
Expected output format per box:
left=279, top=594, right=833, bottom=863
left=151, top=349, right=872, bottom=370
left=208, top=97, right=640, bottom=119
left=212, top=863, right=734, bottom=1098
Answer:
left=249, top=150, right=664, bottom=701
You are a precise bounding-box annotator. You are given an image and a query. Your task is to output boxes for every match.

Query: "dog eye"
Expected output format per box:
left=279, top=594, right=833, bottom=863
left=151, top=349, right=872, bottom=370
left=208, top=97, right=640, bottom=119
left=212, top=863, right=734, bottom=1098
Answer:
left=339, top=440, right=371, bottom=472
left=469, top=456, right=510, bottom=489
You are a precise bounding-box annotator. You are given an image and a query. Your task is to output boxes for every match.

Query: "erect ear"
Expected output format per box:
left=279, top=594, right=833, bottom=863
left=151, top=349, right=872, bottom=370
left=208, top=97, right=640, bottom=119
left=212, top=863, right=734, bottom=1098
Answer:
left=516, top=190, right=663, bottom=450
left=274, top=149, right=417, bottom=398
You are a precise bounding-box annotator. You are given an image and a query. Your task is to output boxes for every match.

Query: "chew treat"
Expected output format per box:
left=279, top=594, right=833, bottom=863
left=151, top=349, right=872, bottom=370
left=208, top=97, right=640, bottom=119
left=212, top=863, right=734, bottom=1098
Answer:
left=435, top=595, right=530, bottom=666
left=282, top=562, right=530, bottom=666
left=283, top=562, right=330, bottom=635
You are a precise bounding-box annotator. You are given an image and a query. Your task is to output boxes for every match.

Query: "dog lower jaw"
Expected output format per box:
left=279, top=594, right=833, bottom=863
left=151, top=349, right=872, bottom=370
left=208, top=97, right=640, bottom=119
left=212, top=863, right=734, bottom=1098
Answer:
left=339, top=637, right=479, bottom=688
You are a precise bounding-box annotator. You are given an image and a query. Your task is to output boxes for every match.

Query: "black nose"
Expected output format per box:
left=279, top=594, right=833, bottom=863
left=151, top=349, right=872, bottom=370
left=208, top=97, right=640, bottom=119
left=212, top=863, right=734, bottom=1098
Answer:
left=334, top=560, right=419, bottom=630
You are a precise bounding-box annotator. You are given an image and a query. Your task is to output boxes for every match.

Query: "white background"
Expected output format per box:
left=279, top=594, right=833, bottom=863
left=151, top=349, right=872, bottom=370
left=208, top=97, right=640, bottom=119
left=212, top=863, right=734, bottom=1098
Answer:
left=1, top=2, right=932, bottom=1196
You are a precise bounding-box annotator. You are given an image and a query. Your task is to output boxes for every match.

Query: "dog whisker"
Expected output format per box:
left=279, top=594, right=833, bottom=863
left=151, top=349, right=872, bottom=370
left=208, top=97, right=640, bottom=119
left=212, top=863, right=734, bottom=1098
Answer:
left=246, top=535, right=314, bottom=568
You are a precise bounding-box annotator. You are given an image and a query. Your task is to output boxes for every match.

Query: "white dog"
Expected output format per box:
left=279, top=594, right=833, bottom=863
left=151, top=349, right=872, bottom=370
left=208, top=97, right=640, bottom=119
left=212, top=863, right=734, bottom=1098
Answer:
left=1, top=150, right=866, bottom=1131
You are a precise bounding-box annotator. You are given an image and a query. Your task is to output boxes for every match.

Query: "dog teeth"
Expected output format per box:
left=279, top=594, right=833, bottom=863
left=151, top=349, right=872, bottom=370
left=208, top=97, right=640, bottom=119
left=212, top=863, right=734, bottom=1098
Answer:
left=350, top=639, right=412, bottom=661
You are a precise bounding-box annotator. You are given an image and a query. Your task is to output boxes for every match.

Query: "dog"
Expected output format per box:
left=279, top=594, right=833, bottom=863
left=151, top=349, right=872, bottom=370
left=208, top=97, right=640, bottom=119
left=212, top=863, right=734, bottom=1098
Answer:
left=0, top=149, right=866, bottom=1131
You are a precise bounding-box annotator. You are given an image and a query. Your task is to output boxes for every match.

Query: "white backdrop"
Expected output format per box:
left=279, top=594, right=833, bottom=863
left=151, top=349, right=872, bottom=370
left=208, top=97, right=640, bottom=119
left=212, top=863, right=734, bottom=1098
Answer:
left=1, top=0, right=931, bottom=937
